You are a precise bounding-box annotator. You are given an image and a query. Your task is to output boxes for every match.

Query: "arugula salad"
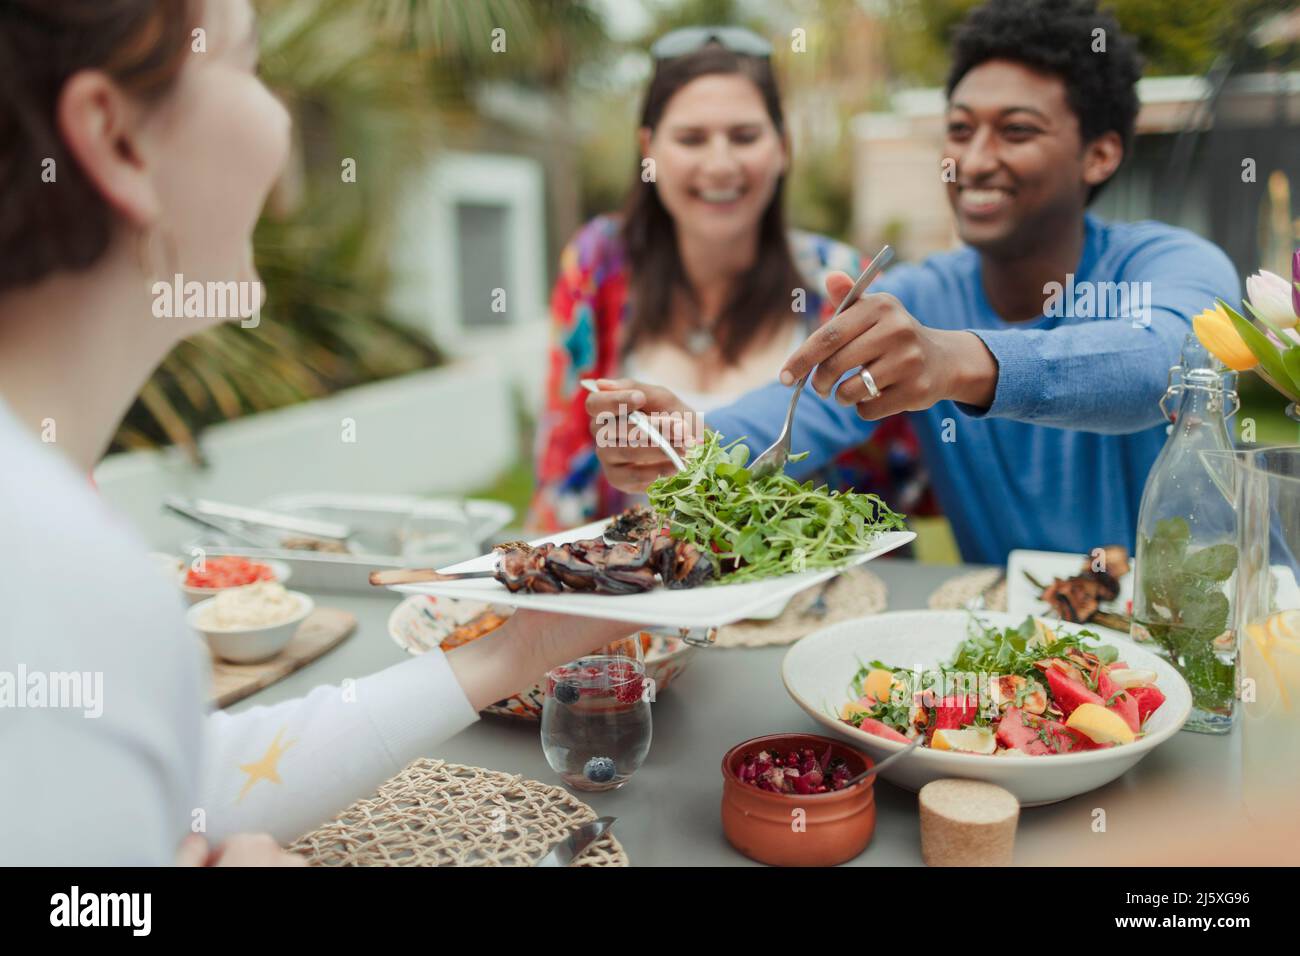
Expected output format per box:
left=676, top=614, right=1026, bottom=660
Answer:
left=646, top=432, right=906, bottom=583
left=839, top=616, right=1168, bottom=755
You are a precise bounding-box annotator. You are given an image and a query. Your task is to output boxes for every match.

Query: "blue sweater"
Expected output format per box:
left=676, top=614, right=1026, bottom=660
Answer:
left=704, top=215, right=1240, bottom=564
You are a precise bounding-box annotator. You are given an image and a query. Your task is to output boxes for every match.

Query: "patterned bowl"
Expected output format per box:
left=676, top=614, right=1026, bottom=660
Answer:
left=387, top=594, right=698, bottom=720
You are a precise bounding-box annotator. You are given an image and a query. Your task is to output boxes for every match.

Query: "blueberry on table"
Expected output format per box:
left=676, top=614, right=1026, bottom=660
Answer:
left=555, top=681, right=581, bottom=705
left=584, top=756, right=616, bottom=783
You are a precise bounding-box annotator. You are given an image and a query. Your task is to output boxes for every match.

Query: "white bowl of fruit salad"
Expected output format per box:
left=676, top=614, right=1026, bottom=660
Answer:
left=782, top=610, right=1192, bottom=806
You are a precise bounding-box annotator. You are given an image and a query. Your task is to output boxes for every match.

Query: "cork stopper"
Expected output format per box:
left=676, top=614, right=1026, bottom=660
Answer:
left=918, top=779, right=1019, bottom=866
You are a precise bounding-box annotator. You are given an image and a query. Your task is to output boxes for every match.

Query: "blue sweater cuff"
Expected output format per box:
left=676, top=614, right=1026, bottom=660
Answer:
left=956, top=328, right=1044, bottom=420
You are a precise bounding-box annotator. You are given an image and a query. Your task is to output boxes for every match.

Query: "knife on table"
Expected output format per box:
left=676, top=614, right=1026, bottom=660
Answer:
left=533, top=816, right=617, bottom=867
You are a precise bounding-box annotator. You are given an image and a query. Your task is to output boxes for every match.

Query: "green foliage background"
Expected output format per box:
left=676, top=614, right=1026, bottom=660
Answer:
left=117, top=0, right=1295, bottom=464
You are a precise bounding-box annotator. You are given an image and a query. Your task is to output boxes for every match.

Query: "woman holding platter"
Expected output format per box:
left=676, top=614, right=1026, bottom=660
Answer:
left=0, top=0, right=634, bottom=866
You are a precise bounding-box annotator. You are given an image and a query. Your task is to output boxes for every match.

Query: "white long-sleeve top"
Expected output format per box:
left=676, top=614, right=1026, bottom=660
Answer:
left=0, top=399, right=480, bottom=864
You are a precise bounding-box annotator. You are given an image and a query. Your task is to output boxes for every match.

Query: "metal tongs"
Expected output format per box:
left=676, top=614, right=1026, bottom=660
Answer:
left=164, top=496, right=352, bottom=548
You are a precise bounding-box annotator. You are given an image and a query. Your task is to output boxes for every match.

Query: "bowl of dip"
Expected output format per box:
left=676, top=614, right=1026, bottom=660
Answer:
left=187, top=581, right=314, bottom=663
left=179, top=555, right=292, bottom=605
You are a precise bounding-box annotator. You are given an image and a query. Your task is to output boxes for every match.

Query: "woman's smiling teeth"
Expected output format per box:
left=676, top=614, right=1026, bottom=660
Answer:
left=695, top=186, right=744, bottom=204
left=959, top=187, right=1012, bottom=214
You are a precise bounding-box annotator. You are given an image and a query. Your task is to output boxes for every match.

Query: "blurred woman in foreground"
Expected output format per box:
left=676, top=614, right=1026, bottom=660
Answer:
left=0, top=0, right=632, bottom=865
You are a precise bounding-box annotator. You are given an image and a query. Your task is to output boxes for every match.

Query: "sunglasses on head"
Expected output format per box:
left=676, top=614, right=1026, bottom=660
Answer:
left=650, top=26, right=773, bottom=61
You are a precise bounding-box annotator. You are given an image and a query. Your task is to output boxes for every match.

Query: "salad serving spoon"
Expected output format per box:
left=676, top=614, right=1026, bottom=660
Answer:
left=843, top=734, right=923, bottom=787
left=750, top=244, right=894, bottom=481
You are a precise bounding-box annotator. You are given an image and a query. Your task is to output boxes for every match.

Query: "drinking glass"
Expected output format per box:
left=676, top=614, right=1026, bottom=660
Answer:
left=1211, top=446, right=1300, bottom=825
left=540, top=632, right=652, bottom=792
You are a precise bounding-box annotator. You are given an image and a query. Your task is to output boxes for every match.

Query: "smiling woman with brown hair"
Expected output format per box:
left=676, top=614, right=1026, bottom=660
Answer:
left=529, top=28, right=927, bottom=532
left=0, top=0, right=634, bottom=866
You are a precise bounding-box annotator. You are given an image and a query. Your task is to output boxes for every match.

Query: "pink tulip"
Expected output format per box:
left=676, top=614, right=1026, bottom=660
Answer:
left=1246, top=269, right=1298, bottom=329
left=1293, top=250, right=1300, bottom=318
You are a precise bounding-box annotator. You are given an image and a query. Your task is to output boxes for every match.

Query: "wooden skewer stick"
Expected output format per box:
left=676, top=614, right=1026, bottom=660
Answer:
left=369, top=568, right=496, bottom=587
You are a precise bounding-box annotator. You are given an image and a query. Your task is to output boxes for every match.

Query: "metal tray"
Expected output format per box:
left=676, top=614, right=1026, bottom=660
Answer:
left=182, top=491, right=515, bottom=594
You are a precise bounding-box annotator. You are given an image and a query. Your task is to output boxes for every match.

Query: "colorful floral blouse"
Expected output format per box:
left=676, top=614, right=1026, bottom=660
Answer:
left=528, top=215, right=931, bottom=532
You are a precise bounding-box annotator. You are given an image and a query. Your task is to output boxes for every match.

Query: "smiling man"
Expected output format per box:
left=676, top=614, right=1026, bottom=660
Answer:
left=586, top=0, right=1241, bottom=564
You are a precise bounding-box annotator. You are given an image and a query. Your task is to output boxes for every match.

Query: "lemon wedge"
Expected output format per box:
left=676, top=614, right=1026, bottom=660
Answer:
left=1248, top=616, right=1296, bottom=711
left=1265, top=610, right=1300, bottom=652
left=931, top=726, right=997, bottom=754
left=1028, top=618, right=1057, bottom=649
left=1066, top=703, right=1136, bottom=745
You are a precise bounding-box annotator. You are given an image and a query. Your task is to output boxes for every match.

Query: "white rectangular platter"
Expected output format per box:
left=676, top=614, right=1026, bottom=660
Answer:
left=1007, top=548, right=1300, bottom=621
left=391, top=519, right=915, bottom=629
left=1006, top=549, right=1133, bottom=620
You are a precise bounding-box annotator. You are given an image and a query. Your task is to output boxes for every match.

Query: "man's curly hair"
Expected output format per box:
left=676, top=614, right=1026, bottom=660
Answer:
left=945, top=0, right=1144, bottom=202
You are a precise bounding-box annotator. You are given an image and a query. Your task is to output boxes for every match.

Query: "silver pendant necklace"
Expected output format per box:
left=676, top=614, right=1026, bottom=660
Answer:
left=685, top=297, right=717, bottom=356
left=685, top=327, right=715, bottom=356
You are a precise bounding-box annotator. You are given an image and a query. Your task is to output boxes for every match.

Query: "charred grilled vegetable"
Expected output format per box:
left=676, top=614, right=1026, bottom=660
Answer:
left=543, top=543, right=600, bottom=591
left=491, top=522, right=712, bottom=595
left=595, top=538, right=657, bottom=594
left=1032, top=546, right=1130, bottom=624
left=495, top=544, right=563, bottom=593
left=1095, top=545, right=1130, bottom=579
left=604, top=505, right=661, bottom=543
left=1041, top=575, right=1103, bottom=622
left=652, top=535, right=716, bottom=589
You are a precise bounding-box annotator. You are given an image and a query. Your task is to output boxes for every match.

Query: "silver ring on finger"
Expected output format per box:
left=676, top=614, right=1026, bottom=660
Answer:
left=858, top=366, right=881, bottom=401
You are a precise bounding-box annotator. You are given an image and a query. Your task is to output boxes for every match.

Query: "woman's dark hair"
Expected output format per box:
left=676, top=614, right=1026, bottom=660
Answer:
left=619, top=45, right=804, bottom=364
left=945, top=0, right=1143, bottom=203
left=0, top=0, right=197, bottom=295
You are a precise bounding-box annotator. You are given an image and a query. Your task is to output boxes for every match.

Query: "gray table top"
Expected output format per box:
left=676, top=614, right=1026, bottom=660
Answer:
left=230, top=559, right=1240, bottom=866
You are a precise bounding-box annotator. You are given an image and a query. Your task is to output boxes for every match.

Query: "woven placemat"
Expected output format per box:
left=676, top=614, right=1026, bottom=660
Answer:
left=290, top=759, right=628, bottom=867
left=714, top=567, right=887, bottom=648
left=927, top=568, right=1007, bottom=612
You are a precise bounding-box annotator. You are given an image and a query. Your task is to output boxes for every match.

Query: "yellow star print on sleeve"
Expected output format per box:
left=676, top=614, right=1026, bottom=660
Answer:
left=237, top=728, right=297, bottom=802
left=197, top=649, right=479, bottom=845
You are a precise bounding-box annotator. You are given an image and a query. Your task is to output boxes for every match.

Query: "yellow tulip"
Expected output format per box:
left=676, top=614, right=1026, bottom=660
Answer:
left=1193, top=305, right=1258, bottom=371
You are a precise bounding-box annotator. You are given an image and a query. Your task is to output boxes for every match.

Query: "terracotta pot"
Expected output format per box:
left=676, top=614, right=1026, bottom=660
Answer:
left=720, top=733, right=876, bottom=867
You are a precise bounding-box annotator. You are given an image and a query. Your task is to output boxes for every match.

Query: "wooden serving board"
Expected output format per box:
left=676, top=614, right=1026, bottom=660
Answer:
left=210, top=607, right=357, bottom=708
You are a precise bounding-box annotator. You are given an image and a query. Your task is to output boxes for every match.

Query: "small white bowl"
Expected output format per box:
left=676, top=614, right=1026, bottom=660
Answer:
left=187, top=590, right=314, bottom=664
left=178, top=558, right=292, bottom=605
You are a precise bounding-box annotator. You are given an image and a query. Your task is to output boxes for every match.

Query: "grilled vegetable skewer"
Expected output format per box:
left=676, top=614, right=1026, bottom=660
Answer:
left=371, top=529, right=716, bottom=595
left=369, top=567, right=495, bottom=586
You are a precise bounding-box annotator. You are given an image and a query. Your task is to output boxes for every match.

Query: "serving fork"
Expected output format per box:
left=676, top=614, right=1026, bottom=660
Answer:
left=749, top=245, right=894, bottom=481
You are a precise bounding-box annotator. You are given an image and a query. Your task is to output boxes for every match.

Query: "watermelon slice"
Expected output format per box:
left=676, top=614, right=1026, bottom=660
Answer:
left=855, top=717, right=911, bottom=743
left=934, top=694, right=980, bottom=731
left=1128, top=684, right=1166, bottom=724
left=1045, top=664, right=1104, bottom=716
left=1097, top=669, right=1140, bottom=733
left=996, top=707, right=1098, bottom=755
left=996, top=708, right=1051, bottom=755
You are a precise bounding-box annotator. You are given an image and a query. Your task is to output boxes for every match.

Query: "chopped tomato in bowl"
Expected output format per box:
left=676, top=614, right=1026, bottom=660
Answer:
left=179, top=556, right=291, bottom=604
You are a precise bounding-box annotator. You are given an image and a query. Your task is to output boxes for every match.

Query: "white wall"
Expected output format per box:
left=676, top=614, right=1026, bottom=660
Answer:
left=387, top=151, right=551, bottom=419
